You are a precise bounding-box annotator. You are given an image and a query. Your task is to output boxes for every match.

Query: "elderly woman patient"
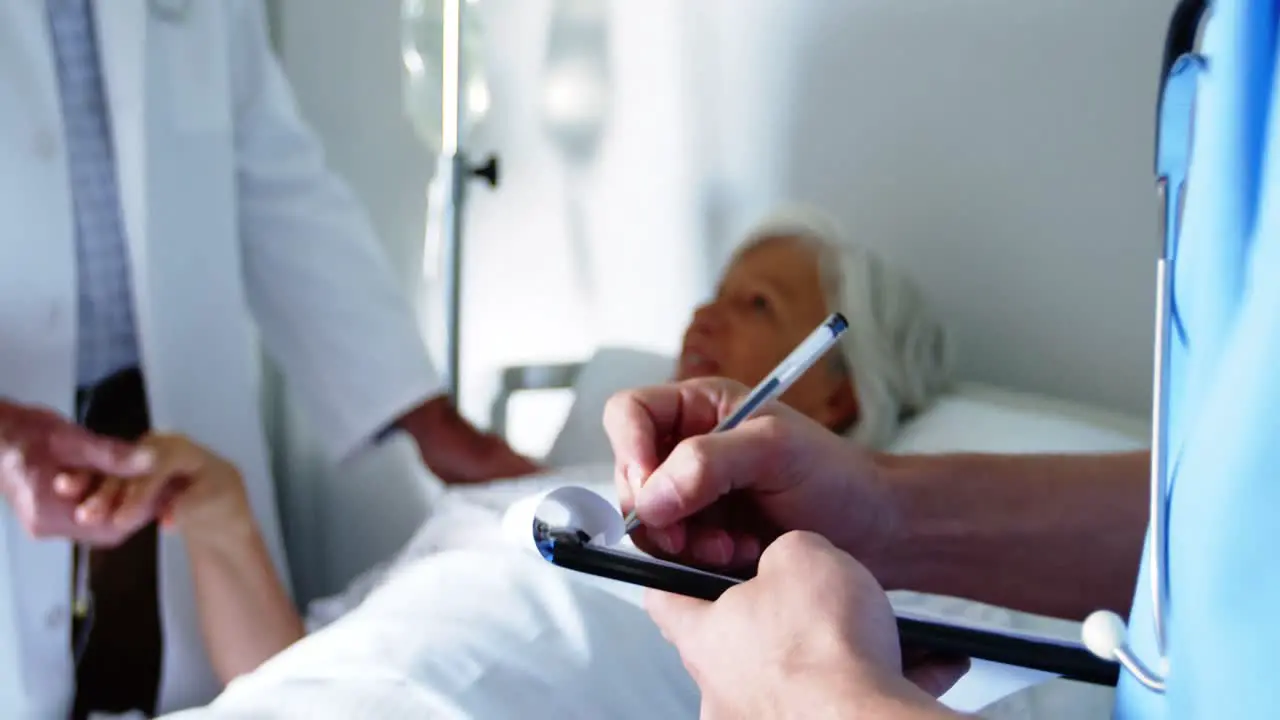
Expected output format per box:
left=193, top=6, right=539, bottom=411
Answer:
left=72, top=206, right=952, bottom=717
left=671, top=207, right=951, bottom=448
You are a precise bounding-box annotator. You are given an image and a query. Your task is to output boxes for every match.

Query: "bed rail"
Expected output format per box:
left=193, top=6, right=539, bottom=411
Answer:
left=489, top=361, right=585, bottom=438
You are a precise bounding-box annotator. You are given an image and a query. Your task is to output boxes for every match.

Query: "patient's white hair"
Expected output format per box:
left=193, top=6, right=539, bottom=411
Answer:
left=732, top=205, right=955, bottom=448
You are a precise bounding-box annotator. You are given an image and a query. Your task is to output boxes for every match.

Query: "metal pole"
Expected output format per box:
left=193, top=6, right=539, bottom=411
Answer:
left=439, top=0, right=466, bottom=402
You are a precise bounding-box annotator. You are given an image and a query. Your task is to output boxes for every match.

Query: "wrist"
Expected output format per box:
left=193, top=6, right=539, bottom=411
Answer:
left=183, top=520, right=261, bottom=561
left=786, top=664, right=956, bottom=720
left=399, top=395, right=489, bottom=483
left=860, top=452, right=924, bottom=591
left=179, top=495, right=259, bottom=553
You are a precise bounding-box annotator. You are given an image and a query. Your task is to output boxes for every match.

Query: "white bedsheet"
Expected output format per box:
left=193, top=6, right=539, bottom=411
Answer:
left=166, top=545, right=698, bottom=719
left=305, top=464, right=645, bottom=631
left=162, top=465, right=695, bottom=719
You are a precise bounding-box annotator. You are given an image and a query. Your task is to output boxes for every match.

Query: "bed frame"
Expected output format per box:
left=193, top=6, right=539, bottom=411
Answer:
left=489, top=361, right=584, bottom=438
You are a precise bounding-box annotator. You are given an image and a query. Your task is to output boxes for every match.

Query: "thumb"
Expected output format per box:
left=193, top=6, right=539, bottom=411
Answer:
left=47, top=424, right=154, bottom=476
left=603, top=379, right=753, bottom=509
left=636, top=416, right=783, bottom=527
left=644, top=588, right=710, bottom=649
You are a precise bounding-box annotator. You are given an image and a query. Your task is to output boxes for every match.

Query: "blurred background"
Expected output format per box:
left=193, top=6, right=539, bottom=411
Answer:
left=267, top=0, right=1171, bottom=460
left=262, top=0, right=1176, bottom=605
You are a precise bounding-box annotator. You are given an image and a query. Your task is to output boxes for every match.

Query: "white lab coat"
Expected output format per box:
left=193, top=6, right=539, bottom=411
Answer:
left=0, top=1, right=440, bottom=717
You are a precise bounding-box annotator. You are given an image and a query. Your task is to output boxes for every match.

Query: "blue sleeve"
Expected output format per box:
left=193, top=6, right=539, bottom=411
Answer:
left=1163, top=2, right=1280, bottom=717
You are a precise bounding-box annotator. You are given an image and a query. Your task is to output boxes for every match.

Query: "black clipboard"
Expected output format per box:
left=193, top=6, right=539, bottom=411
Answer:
left=543, top=536, right=1119, bottom=687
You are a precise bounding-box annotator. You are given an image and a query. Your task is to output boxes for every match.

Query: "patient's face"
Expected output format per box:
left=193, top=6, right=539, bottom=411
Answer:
left=676, top=236, right=858, bottom=430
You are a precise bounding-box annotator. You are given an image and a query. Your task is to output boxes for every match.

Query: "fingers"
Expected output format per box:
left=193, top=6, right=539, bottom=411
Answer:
left=645, top=588, right=711, bottom=649
left=74, top=476, right=127, bottom=524
left=684, top=526, right=762, bottom=568
left=7, top=465, right=82, bottom=539
left=52, top=471, right=94, bottom=501
left=604, top=392, right=665, bottom=513
left=113, top=470, right=171, bottom=531
left=631, top=524, right=687, bottom=557
left=756, top=530, right=839, bottom=576
left=605, top=379, right=751, bottom=509
left=139, top=433, right=204, bottom=475
left=686, top=524, right=735, bottom=566
left=633, top=415, right=789, bottom=528
left=902, top=655, right=971, bottom=698
left=123, top=435, right=203, bottom=522
left=46, top=423, right=154, bottom=476
left=71, top=434, right=203, bottom=533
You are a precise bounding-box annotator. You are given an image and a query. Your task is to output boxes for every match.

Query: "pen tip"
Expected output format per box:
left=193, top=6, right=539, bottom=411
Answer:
left=622, top=510, right=639, bottom=534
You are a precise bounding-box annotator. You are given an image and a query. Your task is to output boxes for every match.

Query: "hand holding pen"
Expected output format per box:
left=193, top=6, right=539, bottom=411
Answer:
left=605, top=314, right=898, bottom=571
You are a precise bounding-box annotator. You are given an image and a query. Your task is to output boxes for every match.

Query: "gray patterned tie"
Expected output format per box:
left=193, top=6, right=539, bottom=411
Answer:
left=46, top=0, right=142, bottom=388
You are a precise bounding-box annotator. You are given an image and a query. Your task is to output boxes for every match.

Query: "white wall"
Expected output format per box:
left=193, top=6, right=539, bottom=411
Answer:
left=271, top=0, right=1176, bottom=437
left=771, top=0, right=1172, bottom=417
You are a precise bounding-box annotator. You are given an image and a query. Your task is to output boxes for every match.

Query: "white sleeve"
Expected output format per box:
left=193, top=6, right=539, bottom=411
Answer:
left=227, top=0, right=443, bottom=460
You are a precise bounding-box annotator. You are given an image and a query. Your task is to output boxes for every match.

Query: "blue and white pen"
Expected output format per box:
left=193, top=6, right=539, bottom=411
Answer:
left=622, top=312, right=850, bottom=534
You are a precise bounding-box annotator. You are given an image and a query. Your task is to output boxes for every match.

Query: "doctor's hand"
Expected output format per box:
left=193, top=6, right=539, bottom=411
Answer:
left=647, top=531, right=967, bottom=719
left=64, top=433, right=254, bottom=547
left=605, top=378, right=897, bottom=573
left=0, top=398, right=154, bottom=545
left=399, top=395, right=543, bottom=484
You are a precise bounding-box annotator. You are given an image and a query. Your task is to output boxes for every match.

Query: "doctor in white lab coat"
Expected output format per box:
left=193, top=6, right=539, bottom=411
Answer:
left=0, top=1, right=538, bottom=717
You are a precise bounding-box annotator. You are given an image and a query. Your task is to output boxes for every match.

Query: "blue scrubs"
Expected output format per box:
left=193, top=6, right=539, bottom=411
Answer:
left=1114, top=3, right=1280, bottom=717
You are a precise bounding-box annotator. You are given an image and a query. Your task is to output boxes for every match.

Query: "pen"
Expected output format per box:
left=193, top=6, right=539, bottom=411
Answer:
left=623, top=312, right=850, bottom=534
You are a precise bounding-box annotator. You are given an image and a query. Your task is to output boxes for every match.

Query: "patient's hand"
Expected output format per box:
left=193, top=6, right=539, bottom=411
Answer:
left=57, top=433, right=253, bottom=544
left=0, top=398, right=155, bottom=545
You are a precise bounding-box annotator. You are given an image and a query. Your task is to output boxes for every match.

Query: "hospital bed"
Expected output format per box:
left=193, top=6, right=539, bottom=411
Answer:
left=488, top=347, right=1148, bottom=465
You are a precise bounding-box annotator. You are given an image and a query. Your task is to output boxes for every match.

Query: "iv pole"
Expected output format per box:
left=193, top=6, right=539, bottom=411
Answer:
left=438, top=0, right=498, bottom=403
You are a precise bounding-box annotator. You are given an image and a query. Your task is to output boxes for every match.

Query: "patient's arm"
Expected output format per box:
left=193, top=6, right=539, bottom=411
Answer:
left=186, top=520, right=305, bottom=683
left=873, top=450, right=1148, bottom=620
left=72, top=433, right=304, bottom=683
left=149, top=435, right=305, bottom=682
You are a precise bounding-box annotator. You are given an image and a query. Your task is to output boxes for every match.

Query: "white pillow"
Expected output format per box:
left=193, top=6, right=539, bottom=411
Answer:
left=890, top=383, right=1147, bottom=455
left=544, top=347, right=674, bottom=467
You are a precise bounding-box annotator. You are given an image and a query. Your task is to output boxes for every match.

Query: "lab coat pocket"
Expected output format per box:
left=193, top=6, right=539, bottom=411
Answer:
left=152, top=5, right=232, bottom=134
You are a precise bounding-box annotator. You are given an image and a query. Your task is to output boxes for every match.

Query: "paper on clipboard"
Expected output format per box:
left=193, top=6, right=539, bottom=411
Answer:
left=501, top=485, right=625, bottom=552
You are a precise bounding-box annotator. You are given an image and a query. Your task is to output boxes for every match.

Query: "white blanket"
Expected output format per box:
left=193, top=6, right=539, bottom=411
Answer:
left=164, top=466, right=700, bottom=719
left=166, top=545, right=698, bottom=719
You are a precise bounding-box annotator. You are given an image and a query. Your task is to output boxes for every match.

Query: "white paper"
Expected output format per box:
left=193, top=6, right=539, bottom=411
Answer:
left=501, top=485, right=625, bottom=552
left=939, top=660, right=1058, bottom=713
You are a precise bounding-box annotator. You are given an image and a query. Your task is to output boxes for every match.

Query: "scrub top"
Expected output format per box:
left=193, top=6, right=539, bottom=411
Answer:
left=1114, top=3, right=1280, bottom=718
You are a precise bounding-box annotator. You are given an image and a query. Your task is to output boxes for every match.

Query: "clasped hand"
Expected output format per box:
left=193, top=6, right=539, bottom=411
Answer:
left=0, top=400, right=246, bottom=546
